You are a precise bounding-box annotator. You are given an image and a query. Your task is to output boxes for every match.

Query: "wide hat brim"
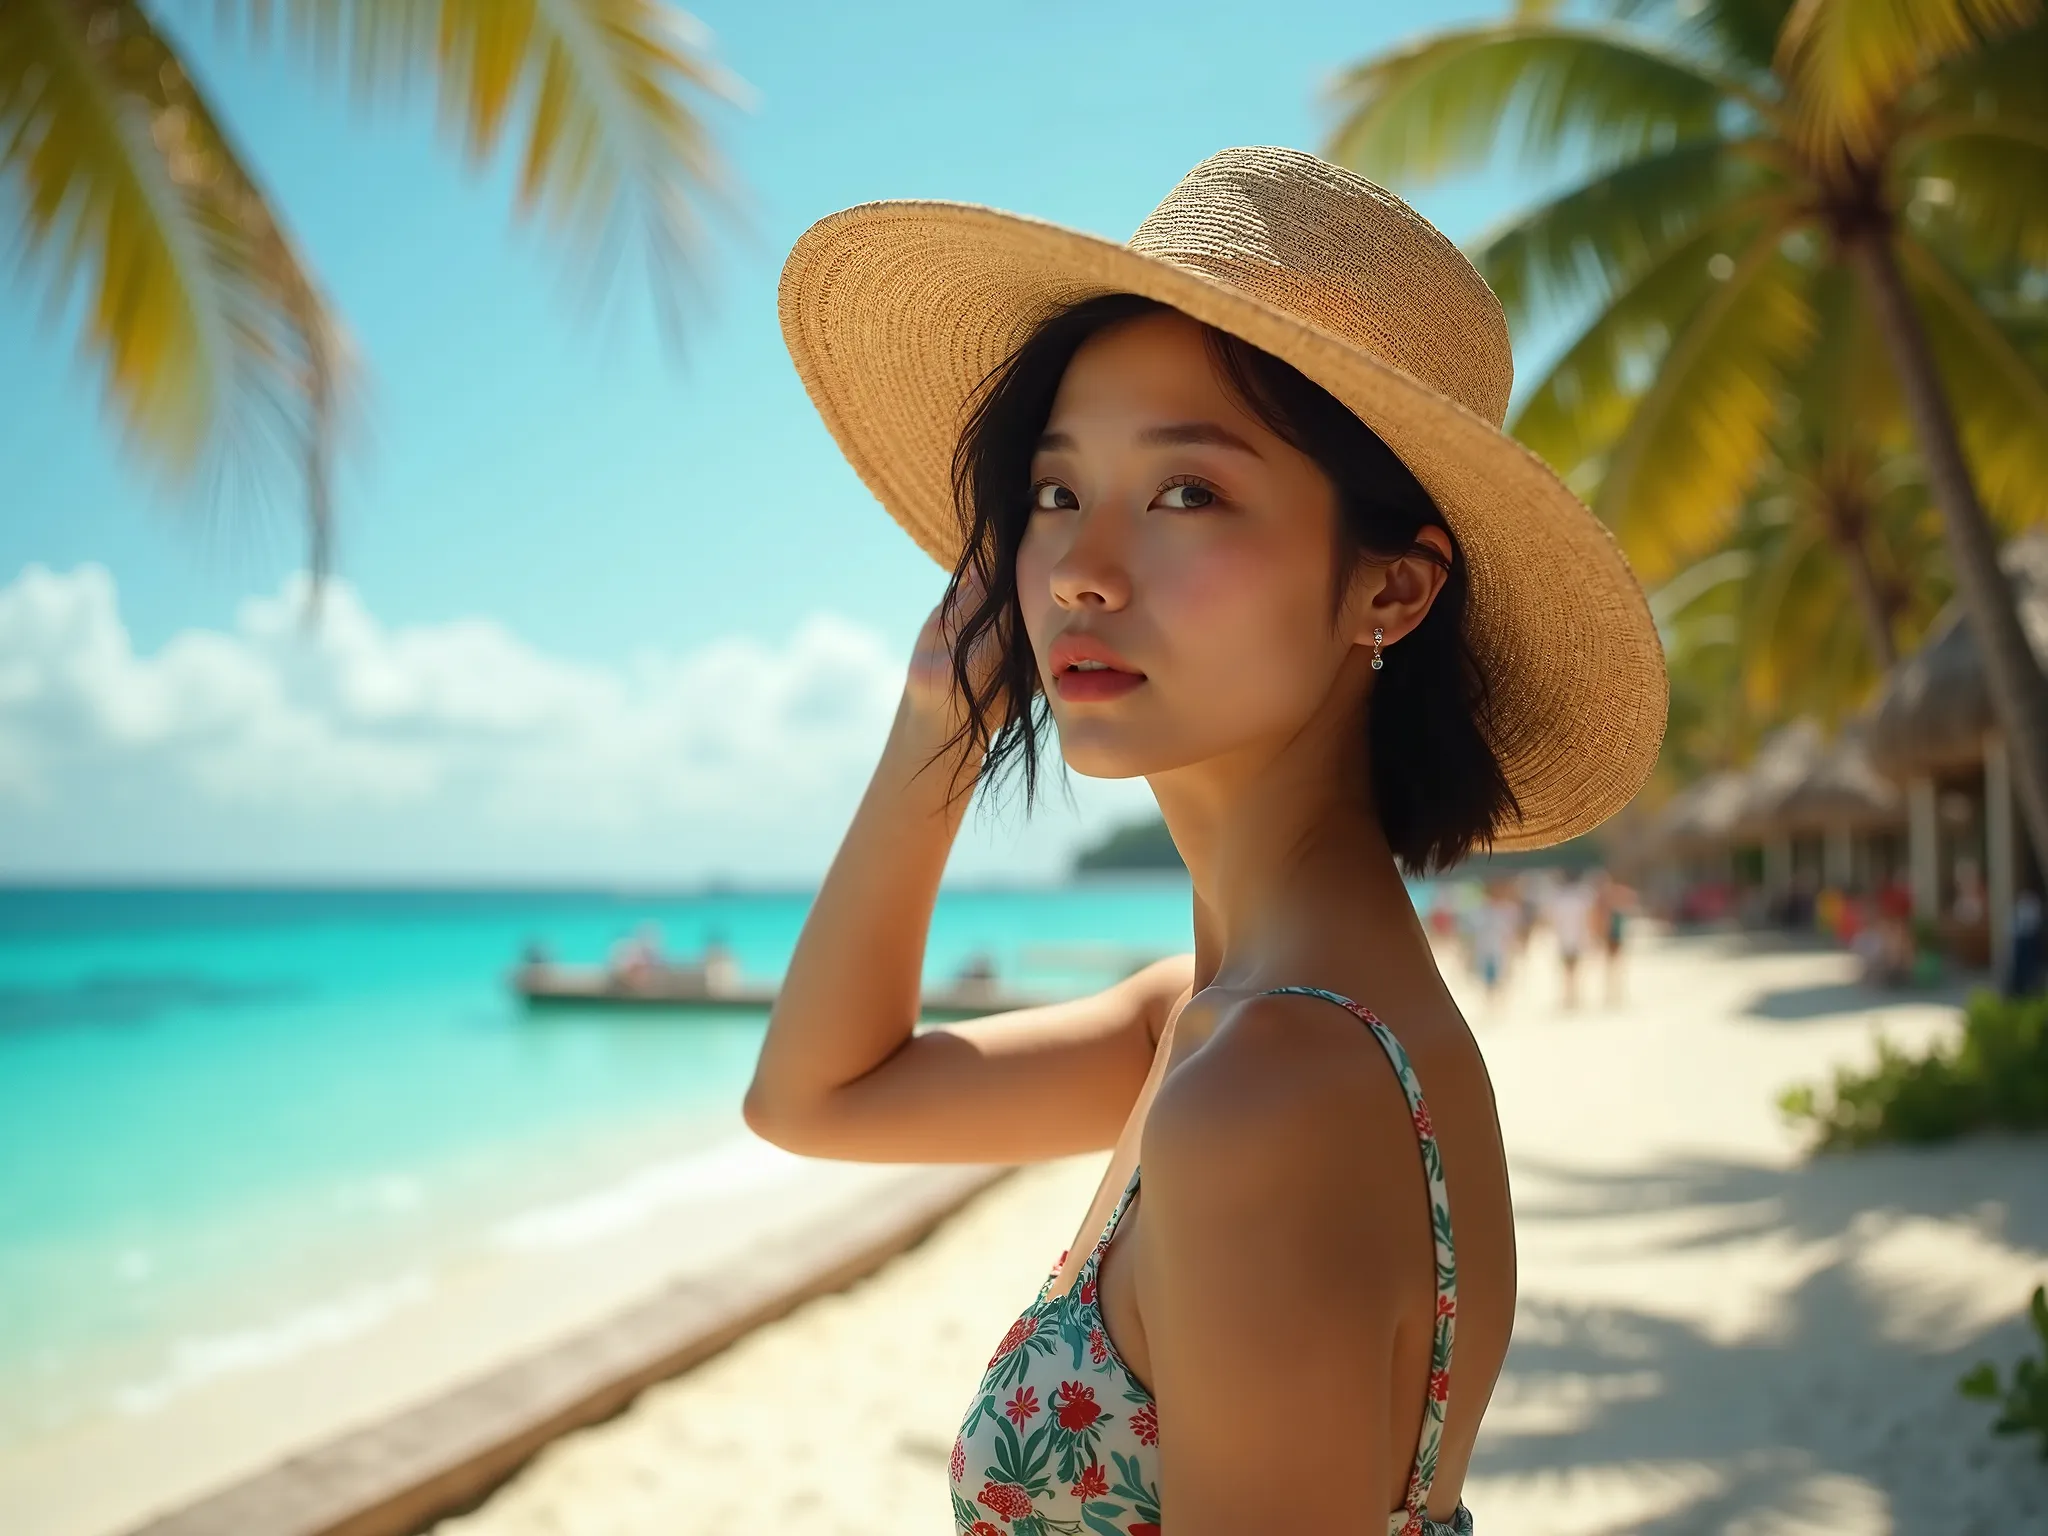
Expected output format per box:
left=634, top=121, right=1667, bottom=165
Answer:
left=778, top=188, right=1667, bottom=853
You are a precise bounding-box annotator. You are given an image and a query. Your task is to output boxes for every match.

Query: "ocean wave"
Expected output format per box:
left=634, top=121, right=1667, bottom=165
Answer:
left=491, top=1134, right=811, bottom=1252
left=113, top=1272, right=433, bottom=1415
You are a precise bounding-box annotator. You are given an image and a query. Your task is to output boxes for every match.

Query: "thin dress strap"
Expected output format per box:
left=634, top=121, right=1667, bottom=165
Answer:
left=1262, top=985, right=1457, bottom=1535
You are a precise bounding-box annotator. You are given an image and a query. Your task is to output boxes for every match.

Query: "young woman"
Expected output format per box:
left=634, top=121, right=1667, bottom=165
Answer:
left=746, top=147, right=1665, bottom=1535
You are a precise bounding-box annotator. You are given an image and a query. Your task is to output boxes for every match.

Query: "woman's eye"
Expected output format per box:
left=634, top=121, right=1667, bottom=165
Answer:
left=1031, top=481, right=1079, bottom=512
left=1156, top=478, right=1219, bottom=510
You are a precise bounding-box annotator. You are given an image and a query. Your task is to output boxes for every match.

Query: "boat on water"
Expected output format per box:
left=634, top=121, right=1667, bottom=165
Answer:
left=510, top=931, right=1047, bottom=1019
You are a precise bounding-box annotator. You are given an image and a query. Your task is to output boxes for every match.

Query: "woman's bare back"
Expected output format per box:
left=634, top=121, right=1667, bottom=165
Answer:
left=1040, top=976, right=1515, bottom=1520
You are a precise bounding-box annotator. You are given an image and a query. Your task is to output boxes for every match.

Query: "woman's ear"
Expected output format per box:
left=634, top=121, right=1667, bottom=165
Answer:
left=1352, top=526, right=1452, bottom=650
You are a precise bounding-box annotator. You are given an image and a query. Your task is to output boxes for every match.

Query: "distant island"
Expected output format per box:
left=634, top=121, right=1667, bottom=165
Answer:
left=1073, top=817, right=1185, bottom=873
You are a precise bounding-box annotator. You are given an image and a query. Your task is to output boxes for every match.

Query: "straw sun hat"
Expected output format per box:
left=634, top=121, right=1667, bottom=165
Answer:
left=778, top=145, right=1666, bottom=849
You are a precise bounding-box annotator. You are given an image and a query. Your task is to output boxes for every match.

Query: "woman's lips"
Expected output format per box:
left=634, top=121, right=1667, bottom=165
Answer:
left=1053, top=667, right=1145, bottom=702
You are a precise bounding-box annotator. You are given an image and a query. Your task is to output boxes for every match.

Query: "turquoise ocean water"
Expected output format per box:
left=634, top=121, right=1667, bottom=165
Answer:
left=0, top=881, right=1197, bottom=1452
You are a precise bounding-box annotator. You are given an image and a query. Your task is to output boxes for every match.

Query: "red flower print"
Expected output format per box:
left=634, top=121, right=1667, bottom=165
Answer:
left=1412, top=1101, right=1434, bottom=1139
left=1128, top=1525, right=1162, bottom=1536
left=1088, top=1326, right=1108, bottom=1365
left=1429, top=1366, right=1451, bottom=1403
left=1070, top=1461, right=1110, bottom=1499
left=1399, top=1514, right=1424, bottom=1536
left=1436, top=1293, right=1457, bottom=1320
left=968, top=1524, right=1003, bottom=1536
left=1128, top=1402, right=1159, bottom=1446
left=977, top=1480, right=1034, bottom=1523
left=949, top=1434, right=966, bottom=1484
left=1004, top=1385, right=1040, bottom=1427
left=1054, top=1379, right=1103, bottom=1431
left=1079, top=1275, right=1097, bottom=1305
left=986, top=1314, right=1038, bottom=1369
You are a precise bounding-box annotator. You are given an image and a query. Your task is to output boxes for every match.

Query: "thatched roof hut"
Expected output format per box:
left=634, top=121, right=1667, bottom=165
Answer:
left=1655, top=716, right=1904, bottom=861
left=1867, top=532, right=2048, bottom=779
left=1732, top=720, right=1826, bottom=838
left=1746, top=721, right=1902, bottom=835
left=1658, top=768, right=1751, bottom=852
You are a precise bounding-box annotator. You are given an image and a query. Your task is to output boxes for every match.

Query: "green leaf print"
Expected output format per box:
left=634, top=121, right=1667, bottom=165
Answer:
left=1054, top=1427, right=1099, bottom=1486
left=1108, top=1450, right=1161, bottom=1523
left=963, top=1393, right=997, bottom=1438
left=986, top=1317, right=1059, bottom=1392
left=1058, top=1306, right=1093, bottom=1370
left=1082, top=1506, right=1130, bottom=1536
left=991, top=1413, right=1054, bottom=1491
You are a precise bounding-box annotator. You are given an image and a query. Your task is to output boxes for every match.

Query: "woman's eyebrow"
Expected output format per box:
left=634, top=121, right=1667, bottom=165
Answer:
left=1138, top=421, right=1263, bottom=457
left=1034, top=421, right=1264, bottom=457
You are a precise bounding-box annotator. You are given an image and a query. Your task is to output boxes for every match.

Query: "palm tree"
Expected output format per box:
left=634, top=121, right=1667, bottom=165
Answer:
left=1744, top=258, right=1950, bottom=679
left=1325, top=0, right=2048, bottom=861
left=1, top=1, right=740, bottom=593
left=1658, top=443, right=1945, bottom=732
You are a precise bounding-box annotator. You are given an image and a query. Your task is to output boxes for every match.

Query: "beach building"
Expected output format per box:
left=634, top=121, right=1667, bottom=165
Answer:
left=1651, top=720, right=1906, bottom=928
left=1864, top=533, right=2048, bottom=980
left=1739, top=719, right=1906, bottom=907
left=1649, top=768, right=1751, bottom=922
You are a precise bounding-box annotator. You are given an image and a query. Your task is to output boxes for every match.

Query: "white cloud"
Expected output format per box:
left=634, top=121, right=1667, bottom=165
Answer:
left=0, top=565, right=1156, bottom=881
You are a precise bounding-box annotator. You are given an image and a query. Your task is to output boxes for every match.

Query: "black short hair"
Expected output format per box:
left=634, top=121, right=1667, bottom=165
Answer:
left=934, top=292, right=1520, bottom=874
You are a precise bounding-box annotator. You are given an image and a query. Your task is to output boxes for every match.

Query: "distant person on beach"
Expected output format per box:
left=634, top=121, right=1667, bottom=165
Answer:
left=1868, top=879, right=1916, bottom=985
left=2008, top=889, right=2044, bottom=996
left=746, top=148, right=1664, bottom=1535
left=1469, top=878, right=1520, bottom=1005
left=1545, top=869, right=1597, bottom=1009
left=1596, top=873, right=1634, bottom=1005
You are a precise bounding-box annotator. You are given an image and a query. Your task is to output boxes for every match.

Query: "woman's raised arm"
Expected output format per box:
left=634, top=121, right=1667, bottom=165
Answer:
left=741, top=591, right=1189, bottom=1163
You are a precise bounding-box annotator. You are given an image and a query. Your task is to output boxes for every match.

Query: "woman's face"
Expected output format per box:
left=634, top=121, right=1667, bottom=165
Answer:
left=1016, top=308, right=1395, bottom=781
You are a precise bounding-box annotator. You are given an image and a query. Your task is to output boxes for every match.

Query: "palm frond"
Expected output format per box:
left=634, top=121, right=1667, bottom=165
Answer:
left=1780, top=260, right=1915, bottom=458
left=1775, top=0, right=2040, bottom=167
left=1732, top=447, right=1948, bottom=718
left=1507, top=197, right=1794, bottom=486
left=1321, top=23, right=1753, bottom=187
left=1593, top=223, right=1818, bottom=580
left=1907, top=12, right=2048, bottom=122
left=1737, top=508, right=1844, bottom=715
left=1473, top=137, right=1782, bottom=334
left=217, top=0, right=744, bottom=346
left=1897, top=233, right=2048, bottom=530
left=0, top=0, right=346, bottom=573
left=1900, top=130, right=2048, bottom=269
left=1607, top=0, right=1800, bottom=76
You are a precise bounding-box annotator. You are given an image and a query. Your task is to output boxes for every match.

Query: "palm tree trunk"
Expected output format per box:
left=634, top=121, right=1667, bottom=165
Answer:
left=1848, top=228, right=2048, bottom=870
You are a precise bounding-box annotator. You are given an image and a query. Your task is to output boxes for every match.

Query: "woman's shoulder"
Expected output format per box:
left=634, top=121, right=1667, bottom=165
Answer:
left=1137, top=991, right=1447, bottom=1331
left=1145, top=988, right=1448, bottom=1214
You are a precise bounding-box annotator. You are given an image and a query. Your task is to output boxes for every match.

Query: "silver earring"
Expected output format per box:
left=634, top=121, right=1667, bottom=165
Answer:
left=1371, top=627, right=1384, bottom=671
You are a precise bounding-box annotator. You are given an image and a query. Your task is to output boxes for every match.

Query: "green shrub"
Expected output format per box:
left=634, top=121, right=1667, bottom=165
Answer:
left=1959, top=1285, right=2048, bottom=1459
left=1777, top=989, right=2048, bottom=1149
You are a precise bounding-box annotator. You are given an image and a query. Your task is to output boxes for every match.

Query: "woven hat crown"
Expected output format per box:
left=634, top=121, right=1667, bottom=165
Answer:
left=1127, top=147, right=1514, bottom=428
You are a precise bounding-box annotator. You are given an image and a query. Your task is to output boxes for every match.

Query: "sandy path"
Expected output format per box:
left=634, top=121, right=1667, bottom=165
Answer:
left=437, top=931, right=2048, bottom=1536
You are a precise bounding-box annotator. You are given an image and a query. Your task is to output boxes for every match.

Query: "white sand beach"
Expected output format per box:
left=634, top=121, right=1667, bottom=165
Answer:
left=0, top=1137, right=977, bottom=1536
left=435, top=929, right=2048, bottom=1536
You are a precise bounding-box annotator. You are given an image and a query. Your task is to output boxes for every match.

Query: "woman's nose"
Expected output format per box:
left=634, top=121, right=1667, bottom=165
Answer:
left=1047, top=508, right=1132, bottom=611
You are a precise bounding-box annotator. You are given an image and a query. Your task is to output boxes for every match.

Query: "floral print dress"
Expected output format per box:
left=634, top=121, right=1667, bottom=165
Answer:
left=949, top=986, right=1475, bottom=1536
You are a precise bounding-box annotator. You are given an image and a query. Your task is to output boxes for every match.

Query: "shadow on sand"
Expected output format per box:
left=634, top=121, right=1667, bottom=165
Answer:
left=1739, top=974, right=1978, bottom=1023
left=1482, top=1141, right=2048, bottom=1534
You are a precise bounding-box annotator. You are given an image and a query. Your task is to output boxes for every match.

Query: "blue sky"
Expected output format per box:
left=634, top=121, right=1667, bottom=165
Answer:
left=0, top=0, right=1562, bottom=882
